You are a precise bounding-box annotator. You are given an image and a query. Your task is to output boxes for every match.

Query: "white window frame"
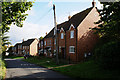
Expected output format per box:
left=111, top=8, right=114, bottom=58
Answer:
left=70, top=30, right=74, bottom=39
left=69, top=46, right=75, bottom=53
left=41, top=41, right=43, bottom=46
left=61, top=33, right=64, bottom=39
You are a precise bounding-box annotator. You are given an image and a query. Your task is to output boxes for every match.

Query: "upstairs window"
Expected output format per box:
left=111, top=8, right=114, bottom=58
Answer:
left=44, top=41, right=46, bottom=45
left=50, top=40, right=51, bottom=45
left=41, top=41, right=43, bottom=46
left=39, top=43, right=40, bottom=47
left=70, top=30, right=74, bottom=38
left=54, top=39, right=56, bottom=44
left=61, top=33, right=64, bottom=39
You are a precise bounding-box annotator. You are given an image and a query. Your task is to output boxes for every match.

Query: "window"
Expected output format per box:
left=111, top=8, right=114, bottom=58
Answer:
left=54, top=39, right=56, bottom=44
left=44, top=50, right=46, bottom=53
left=59, top=47, right=61, bottom=52
left=50, top=40, right=51, bottom=45
left=44, top=41, right=46, bottom=45
left=61, top=33, right=64, bottom=39
left=69, top=46, right=75, bottom=53
left=41, top=41, right=43, bottom=46
left=39, top=43, right=40, bottom=47
left=70, top=30, right=74, bottom=38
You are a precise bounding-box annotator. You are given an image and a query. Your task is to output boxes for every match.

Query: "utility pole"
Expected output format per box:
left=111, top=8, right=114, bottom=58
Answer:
left=53, top=4, right=59, bottom=65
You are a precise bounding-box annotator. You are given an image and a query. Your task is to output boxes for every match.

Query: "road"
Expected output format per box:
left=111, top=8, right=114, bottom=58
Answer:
left=5, top=58, right=71, bottom=80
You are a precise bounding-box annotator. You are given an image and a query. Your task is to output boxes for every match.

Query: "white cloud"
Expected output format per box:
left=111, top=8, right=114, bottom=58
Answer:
left=57, top=11, right=80, bottom=24
left=8, top=22, right=52, bottom=45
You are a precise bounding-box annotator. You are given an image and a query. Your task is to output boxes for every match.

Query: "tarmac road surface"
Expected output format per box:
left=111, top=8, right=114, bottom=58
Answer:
left=5, top=58, right=72, bottom=80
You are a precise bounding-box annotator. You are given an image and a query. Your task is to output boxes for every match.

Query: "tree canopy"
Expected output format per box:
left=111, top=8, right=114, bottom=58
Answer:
left=1, top=1, right=33, bottom=34
left=0, top=1, right=33, bottom=56
left=93, top=1, right=120, bottom=69
left=93, top=1, right=120, bottom=41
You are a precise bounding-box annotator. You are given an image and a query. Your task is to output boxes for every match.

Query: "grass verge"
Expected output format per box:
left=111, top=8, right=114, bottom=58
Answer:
left=53, top=60, right=120, bottom=79
left=0, top=59, right=6, bottom=80
left=23, top=56, right=69, bottom=68
left=5, top=56, right=24, bottom=59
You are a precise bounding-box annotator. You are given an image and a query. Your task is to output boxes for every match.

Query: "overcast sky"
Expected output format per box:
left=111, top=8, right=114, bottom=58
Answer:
left=7, top=0, right=102, bottom=45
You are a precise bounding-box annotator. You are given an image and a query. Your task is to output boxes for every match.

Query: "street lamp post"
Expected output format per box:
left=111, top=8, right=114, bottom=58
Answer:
left=53, top=4, right=59, bottom=65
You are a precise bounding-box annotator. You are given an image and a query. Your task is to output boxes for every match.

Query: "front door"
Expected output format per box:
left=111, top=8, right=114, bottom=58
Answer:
left=61, top=48, right=65, bottom=59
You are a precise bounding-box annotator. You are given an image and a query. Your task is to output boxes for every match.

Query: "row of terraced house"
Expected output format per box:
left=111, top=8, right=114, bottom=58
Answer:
left=11, top=2, right=100, bottom=62
left=38, top=2, right=100, bottom=62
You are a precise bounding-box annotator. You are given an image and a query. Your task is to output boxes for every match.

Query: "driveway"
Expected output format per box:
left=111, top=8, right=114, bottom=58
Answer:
left=5, top=58, right=72, bottom=80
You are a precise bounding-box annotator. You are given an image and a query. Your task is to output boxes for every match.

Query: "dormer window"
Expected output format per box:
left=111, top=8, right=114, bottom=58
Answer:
left=61, top=33, right=64, bottom=39
left=70, top=30, right=74, bottom=38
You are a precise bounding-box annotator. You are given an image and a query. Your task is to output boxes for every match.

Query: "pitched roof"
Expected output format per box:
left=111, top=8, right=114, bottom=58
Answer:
left=44, top=28, right=55, bottom=38
left=44, top=7, right=93, bottom=38
left=22, top=39, right=35, bottom=46
left=58, top=7, right=93, bottom=31
left=14, top=43, right=21, bottom=47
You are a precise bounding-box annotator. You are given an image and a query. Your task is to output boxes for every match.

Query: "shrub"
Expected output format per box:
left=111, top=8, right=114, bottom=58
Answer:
left=94, top=41, right=120, bottom=69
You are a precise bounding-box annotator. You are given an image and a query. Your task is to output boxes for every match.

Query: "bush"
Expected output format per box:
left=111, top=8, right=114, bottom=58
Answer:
left=94, top=41, right=120, bottom=69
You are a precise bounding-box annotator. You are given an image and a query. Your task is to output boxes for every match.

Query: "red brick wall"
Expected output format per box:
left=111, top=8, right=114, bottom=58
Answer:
left=58, top=30, right=65, bottom=47
left=77, top=7, right=100, bottom=61
left=66, top=27, right=77, bottom=62
left=44, top=37, right=54, bottom=56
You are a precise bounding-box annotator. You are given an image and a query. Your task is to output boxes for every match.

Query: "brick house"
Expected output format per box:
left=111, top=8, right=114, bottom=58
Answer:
left=43, top=28, right=55, bottom=57
left=38, top=39, right=44, bottom=55
left=17, top=43, right=23, bottom=56
left=58, top=3, right=100, bottom=62
left=41, top=1, right=100, bottom=62
left=13, top=43, right=21, bottom=56
left=22, top=38, right=38, bottom=56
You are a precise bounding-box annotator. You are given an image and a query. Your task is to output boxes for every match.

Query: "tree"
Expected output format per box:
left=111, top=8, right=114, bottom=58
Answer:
left=93, top=1, right=120, bottom=69
left=93, top=1, right=120, bottom=41
left=1, top=1, right=33, bottom=34
left=0, top=1, right=33, bottom=57
left=39, top=36, right=43, bottom=40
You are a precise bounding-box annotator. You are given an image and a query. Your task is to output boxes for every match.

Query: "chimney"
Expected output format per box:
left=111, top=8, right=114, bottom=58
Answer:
left=22, top=39, right=24, bottom=42
left=92, top=0, right=96, bottom=7
left=68, top=15, right=71, bottom=20
left=46, top=32, right=47, bottom=35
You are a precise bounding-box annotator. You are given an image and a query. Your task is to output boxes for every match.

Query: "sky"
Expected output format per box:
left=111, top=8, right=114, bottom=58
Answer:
left=7, top=0, right=103, bottom=45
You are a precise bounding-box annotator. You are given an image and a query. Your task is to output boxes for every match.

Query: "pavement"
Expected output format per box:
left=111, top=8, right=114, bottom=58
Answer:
left=5, top=58, right=72, bottom=80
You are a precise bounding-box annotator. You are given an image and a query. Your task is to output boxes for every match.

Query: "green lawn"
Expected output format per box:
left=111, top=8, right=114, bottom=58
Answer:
left=5, top=56, right=24, bottom=59
left=23, top=56, right=69, bottom=68
left=53, top=60, right=120, bottom=79
left=0, top=59, right=6, bottom=80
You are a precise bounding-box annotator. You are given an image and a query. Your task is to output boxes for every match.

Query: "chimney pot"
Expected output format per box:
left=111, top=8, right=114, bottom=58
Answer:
left=68, top=15, right=71, bottom=20
left=92, top=0, right=96, bottom=7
